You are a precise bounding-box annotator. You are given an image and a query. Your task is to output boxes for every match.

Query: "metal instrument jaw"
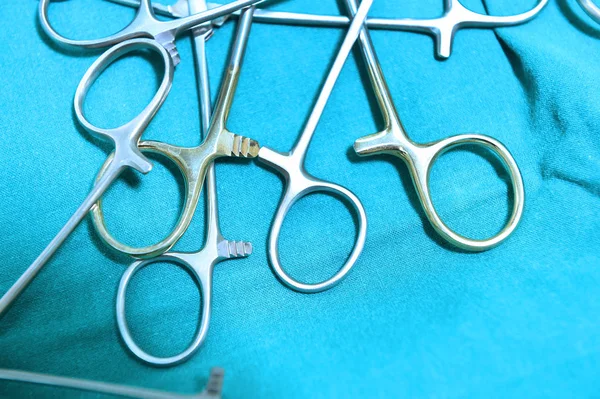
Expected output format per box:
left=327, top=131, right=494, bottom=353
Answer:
left=216, top=129, right=260, bottom=158
left=171, top=238, right=252, bottom=278
left=165, top=233, right=252, bottom=289
left=201, top=367, right=226, bottom=398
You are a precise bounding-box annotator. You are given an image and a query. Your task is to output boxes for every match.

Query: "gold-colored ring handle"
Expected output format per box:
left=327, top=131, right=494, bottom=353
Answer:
left=410, top=134, right=525, bottom=251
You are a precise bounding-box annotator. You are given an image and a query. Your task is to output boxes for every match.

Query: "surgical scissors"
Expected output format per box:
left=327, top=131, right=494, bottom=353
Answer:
left=578, top=0, right=600, bottom=24
left=110, top=0, right=549, bottom=59
left=116, top=3, right=254, bottom=367
left=254, top=0, right=372, bottom=293
left=345, top=0, right=524, bottom=251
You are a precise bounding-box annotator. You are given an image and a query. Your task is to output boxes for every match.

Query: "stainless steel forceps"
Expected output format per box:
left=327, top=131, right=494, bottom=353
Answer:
left=0, top=38, right=175, bottom=316
left=254, top=0, right=372, bottom=293
left=40, top=0, right=263, bottom=63
left=104, top=0, right=371, bottom=293
left=113, top=0, right=549, bottom=59
left=345, top=0, right=525, bottom=251
left=0, top=0, right=262, bottom=316
left=89, top=10, right=259, bottom=260
left=115, top=3, right=255, bottom=368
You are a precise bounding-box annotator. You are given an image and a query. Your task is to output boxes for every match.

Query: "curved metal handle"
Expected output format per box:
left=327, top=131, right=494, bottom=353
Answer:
left=89, top=6, right=258, bottom=259
left=578, top=0, right=600, bottom=24
left=268, top=175, right=367, bottom=293
left=39, top=0, right=263, bottom=51
left=91, top=140, right=209, bottom=259
left=456, top=0, right=549, bottom=27
left=74, top=38, right=174, bottom=173
left=116, top=253, right=212, bottom=367
left=408, top=134, right=525, bottom=251
left=38, top=0, right=152, bottom=49
left=370, top=0, right=549, bottom=58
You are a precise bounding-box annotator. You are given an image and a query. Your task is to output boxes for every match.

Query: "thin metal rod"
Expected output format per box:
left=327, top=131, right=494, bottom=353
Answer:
left=0, top=368, right=223, bottom=399
left=344, top=0, right=407, bottom=139
left=0, top=162, right=124, bottom=316
left=189, top=0, right=222, bottom=239
left=0, top=369, right=184, bottom=399
left=227, top=8, right=254, bottom=70
left=290, top=0, right=373, bottom=161
left=105, top=0, right=396, bottom=28
left=208, top=6, right=254, bottom=128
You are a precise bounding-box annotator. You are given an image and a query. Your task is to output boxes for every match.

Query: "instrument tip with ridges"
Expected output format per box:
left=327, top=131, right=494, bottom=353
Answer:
left=204, top=367, right=225, bottom=397
left=227, top=241, right=252, bottom=258
left=163, top=41, right=180, bottom=66
left=232, top=135, right=259, bottom=158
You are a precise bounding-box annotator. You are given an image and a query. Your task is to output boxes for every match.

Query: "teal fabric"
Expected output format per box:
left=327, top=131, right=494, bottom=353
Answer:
left=1, top=0, right=599, bottom=397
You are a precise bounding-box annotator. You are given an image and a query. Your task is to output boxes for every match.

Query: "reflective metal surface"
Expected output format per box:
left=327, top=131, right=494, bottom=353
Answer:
left=255, top=0, right=372, bottom=293
left=0, top=38, right=174, bottom=316
left=0, top=367, right=225, bottom=398
left=39, top=0, right=263, bottom=64
left=90, top=10, right=259, bottom=259
left=110, top=0, right=549, bottom=59
left=106, top=0, right=372, bottom=293
left=114, top=4, right=254, bottom=368
left=578, top=0, right=600, bottom=24
left=0, top=0, right=264, bottom=317
left=345, top=0, right=525, bottom=251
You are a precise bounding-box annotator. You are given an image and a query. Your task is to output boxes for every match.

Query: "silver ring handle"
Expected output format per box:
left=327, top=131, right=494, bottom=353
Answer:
left=116, top=254, right=212, bottom=367
left=268, top=179, right=367, bottom=293
left=74, top=38, right=174, bottom=174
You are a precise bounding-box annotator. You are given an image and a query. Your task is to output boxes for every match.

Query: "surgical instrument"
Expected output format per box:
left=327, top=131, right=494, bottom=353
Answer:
left=0, top=367, right=225, bottom=398
left=40, top=0, right=263, bottom=64
left=98, top=0, right=371, bottom=294
left=89, top=5, right=258, bottom=259
left=254, top=0, right=372, bottom=293
left=108, top=0, right=549, bottom=59
left=345, top=0, right=524, bottom=251
left=115, top=3, right=254, bottom=367
left=0, top=38, right=173, bottom=316
left=0, top=2, right=261, bottom=317
left=578, top=0, right=600, bottom=24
